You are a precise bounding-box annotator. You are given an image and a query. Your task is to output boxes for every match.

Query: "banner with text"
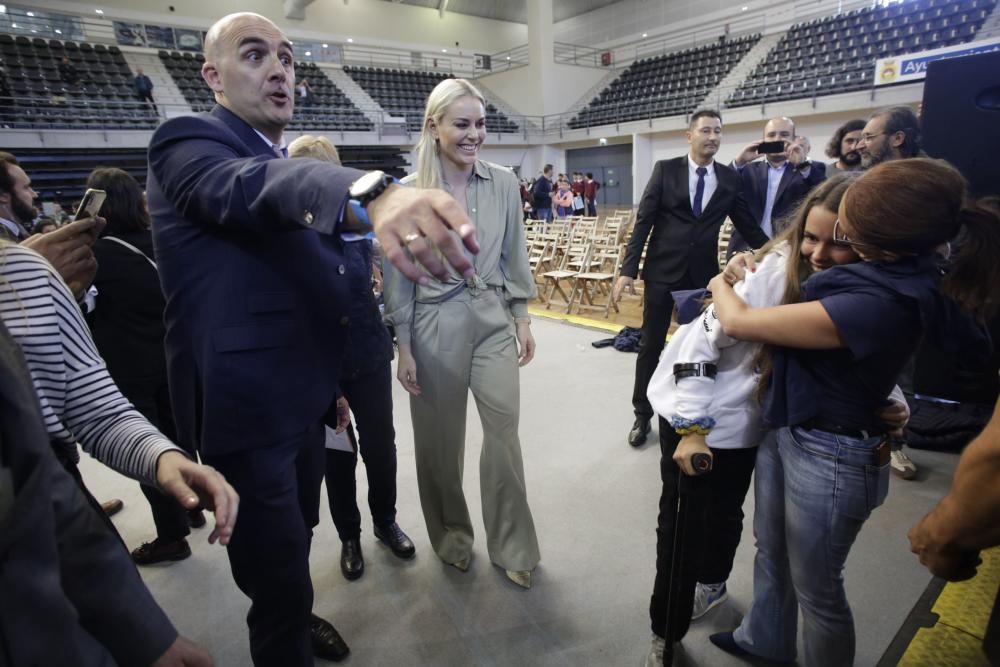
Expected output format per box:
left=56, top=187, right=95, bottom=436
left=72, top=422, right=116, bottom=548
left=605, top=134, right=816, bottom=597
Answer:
left=875, top=37, right=1000, bottom=86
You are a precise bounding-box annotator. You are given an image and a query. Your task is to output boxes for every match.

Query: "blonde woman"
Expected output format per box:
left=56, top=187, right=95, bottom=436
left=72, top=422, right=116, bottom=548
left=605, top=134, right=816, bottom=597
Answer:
left=383, top=78, right=540, bottom=588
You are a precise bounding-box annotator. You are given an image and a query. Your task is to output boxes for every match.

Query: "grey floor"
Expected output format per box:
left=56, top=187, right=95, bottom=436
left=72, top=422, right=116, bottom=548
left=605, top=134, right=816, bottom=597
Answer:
left=79, top=317, right=957, bottom=666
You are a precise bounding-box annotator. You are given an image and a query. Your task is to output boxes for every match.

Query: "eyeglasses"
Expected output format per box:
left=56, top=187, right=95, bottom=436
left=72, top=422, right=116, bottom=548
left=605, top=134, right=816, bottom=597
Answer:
left=832, top=218, right=866, bottom=248
left=859, top=132, right=885, bottom=143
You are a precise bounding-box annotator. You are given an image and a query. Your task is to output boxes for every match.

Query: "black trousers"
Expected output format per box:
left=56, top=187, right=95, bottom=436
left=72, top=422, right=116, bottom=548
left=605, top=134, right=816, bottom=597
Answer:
left=127, top=382, right=194, bottom=543
left=632, top=278, right=695, bottom=420
left=649, top=422, right=758, bottom=640
left=204, top=423, right=326, bottom=667
left=324, top=361, right=398, bottom=541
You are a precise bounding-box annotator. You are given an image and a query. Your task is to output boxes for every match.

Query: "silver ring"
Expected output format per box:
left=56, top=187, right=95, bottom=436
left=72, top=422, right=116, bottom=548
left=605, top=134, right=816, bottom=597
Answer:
left=403, top=233, right=421, bottom=244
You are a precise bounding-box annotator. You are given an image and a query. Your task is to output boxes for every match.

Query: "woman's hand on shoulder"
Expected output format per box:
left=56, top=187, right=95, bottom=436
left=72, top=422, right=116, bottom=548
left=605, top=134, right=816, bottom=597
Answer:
left=722, top=250, right=756, bottom=285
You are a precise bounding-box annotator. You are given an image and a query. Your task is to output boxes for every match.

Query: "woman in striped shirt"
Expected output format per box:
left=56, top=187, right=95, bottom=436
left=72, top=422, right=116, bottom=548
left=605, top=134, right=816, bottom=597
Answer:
left=0, top=239, right=238, bottom=544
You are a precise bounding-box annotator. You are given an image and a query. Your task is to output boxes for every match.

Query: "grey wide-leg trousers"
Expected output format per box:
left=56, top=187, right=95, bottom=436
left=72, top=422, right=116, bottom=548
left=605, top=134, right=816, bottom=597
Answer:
left=409, top=288, right=540, bottom=572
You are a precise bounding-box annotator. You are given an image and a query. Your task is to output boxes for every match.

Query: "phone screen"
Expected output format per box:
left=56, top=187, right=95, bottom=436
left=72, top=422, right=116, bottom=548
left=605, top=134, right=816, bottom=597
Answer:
left=75, top=188, right=107, bottom=220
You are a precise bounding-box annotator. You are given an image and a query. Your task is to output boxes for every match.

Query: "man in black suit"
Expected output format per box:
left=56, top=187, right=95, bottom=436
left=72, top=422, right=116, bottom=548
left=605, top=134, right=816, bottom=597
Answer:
left=146, top=12, right=477, bottom=666
left=612, top=109, right=768, bottom=448
left=728, top=116, right=826, bottom=255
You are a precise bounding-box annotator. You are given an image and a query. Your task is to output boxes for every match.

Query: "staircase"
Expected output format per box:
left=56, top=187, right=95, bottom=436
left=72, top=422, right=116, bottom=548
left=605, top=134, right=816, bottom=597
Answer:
left=698, top=32, right=785, bottom=110
left=472, top=79, right=539, bottom=131
left=560, top=68, right=624, bottom=121
left=322, top=65, right=386, bottom=126
left=120, top=47, right=190, bottom=118
left=976, top=0, right=1000, bottom=39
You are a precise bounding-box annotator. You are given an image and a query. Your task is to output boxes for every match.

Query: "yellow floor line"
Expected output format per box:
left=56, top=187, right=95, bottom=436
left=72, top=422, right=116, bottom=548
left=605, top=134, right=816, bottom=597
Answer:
left=899, top=547, right=999, bottom=666
left=527, top=305, right=622, bottom=333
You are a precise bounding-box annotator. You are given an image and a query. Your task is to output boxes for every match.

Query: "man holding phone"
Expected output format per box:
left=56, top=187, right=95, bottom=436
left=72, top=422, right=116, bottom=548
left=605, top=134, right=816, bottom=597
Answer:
left=0, top=152, right=102, bottom=298
left=727, top=116, right=825, bottom=256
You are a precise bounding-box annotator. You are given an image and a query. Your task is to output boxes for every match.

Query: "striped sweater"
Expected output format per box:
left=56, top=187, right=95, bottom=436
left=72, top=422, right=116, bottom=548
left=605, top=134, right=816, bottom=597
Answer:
left=0, top=244, right=182, bottom=484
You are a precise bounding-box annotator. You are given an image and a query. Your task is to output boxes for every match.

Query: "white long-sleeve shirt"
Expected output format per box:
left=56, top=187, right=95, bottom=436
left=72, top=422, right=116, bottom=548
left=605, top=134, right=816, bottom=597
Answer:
left=0, top=244, right=182, bottom=484
left=647, top=244, right=789, bottom=449
left=648, top=242, right=907, bottom=448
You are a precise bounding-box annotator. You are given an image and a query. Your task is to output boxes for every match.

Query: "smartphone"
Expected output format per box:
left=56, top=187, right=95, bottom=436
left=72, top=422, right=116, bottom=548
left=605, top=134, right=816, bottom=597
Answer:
left=74, top=188, right=107, bottom=221
left=756, top=140, right=787, bottom=154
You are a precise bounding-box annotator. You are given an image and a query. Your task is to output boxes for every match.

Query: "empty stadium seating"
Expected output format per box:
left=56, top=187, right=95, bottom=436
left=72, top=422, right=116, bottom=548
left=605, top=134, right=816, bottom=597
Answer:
left=0, top=34, right=158, bottom=129
left=726, top=0, right=996, bottom=107
left=158, top=51, right=374, bottom=131
left=344, top=65, right=520, bottom=133
left=568, top=34, right=761, bottom=129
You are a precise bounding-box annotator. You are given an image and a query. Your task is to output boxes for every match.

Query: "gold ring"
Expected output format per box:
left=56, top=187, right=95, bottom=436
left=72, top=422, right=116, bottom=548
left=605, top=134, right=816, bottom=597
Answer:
left=403, top=233, right=421, bottom=244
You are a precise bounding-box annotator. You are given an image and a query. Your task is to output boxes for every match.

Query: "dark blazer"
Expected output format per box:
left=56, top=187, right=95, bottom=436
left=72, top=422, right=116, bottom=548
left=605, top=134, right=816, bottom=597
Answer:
left=0, top=321, right=177, bottom=666
left=89, top=229, right=167, bottom=391
left=146, top=104, right=366, bottom=457
left=729, top=159, right=827, bottom=254
left=623, top=156, right=769, bottom=288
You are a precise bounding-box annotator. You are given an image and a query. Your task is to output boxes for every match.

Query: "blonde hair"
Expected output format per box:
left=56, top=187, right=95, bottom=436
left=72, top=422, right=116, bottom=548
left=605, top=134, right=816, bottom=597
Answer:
left=287, top=135, right=341, bottom=164
left=413, top=78, right=486, bottom=190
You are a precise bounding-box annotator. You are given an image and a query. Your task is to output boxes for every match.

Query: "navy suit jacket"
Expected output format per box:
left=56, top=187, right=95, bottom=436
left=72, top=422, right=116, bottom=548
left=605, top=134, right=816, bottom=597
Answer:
left=728, top=159, right=827, bottom=255
left=146, top=105, right=365, bottom=456
left=623, top=156, right=769, bottom=288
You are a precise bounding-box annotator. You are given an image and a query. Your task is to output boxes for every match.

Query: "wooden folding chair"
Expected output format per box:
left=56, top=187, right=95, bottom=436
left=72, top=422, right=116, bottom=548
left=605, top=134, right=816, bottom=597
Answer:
left=570, top=243, right=625, bottom=318
left=542, top=242, right=591, bottom=312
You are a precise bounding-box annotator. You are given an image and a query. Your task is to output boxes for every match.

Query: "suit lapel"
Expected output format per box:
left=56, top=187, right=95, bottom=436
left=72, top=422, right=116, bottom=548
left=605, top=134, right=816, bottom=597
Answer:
left=671, top=157, right=696, bottom=221
left=773, top=163, right=798, bottom=209
left=210, top=105, right=277, bottom=158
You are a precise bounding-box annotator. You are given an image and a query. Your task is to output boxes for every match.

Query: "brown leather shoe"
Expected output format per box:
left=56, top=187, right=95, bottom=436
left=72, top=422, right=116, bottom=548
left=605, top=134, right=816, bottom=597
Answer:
left=101, top=498, right=124, bottom=517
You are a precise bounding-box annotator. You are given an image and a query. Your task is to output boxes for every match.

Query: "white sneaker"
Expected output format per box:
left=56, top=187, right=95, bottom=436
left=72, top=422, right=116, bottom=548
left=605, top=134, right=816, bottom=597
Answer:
left=890, top=449, right=918, bottom=480
left=644, top=635, right=665, bottom=667
left=691, top=582, right=728, bottom=620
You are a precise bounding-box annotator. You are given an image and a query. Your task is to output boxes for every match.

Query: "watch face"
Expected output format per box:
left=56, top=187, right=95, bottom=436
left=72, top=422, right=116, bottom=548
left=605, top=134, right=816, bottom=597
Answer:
left=351, top=171, right=386, bottom=198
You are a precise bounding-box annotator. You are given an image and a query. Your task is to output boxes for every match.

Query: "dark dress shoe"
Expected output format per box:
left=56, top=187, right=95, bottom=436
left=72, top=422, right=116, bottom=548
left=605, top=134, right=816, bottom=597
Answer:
left=628, top=417, right=651, bottom=447
left=101, top=498, right=124, bottom=517
left=187, top=509, right=206, bottom=528
left=131, top=538, right=192, bottom=565
left=310, top=614, right=350, bottom=662
left=340, top=539, right=364, bottom=581
left=374, top=522, right=416, bottom=559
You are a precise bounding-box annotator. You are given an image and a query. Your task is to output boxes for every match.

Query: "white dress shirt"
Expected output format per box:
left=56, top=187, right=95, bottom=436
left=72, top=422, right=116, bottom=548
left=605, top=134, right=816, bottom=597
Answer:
left=687, top=156, right=717, bottom=214
left=761, top=161, right=788, bottom=238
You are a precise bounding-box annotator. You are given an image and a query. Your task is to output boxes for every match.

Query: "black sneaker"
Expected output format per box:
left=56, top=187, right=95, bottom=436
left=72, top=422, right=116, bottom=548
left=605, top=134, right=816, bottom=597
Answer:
left=131, top=538, right=192, bottom=565
left=374, top=522, right=416, bottom=559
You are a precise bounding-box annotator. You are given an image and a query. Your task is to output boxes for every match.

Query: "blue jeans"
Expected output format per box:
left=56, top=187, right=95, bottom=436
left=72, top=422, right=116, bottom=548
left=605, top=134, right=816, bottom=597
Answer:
left=734, top=427, right=889, bottom=666
left=535, top=207, right=553, bottom=223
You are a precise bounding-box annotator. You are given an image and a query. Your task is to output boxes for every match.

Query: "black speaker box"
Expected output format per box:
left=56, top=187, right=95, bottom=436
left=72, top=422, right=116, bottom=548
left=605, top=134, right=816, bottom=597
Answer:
left=921, top=49, right=1000, bottom=198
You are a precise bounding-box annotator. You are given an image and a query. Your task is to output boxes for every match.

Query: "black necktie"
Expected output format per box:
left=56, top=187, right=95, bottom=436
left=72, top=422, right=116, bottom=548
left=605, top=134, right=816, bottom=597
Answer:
left=693, top=167, right=707, bottom=217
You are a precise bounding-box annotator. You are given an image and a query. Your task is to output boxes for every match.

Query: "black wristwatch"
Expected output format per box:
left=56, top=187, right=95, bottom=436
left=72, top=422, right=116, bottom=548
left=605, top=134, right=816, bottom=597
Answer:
left=349, top=170, right=396, bottom=210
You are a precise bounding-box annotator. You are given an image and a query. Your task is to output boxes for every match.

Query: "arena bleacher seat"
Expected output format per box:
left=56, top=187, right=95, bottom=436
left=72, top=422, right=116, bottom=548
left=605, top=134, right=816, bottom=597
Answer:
left=727, top=0, right=997, bottom=107
left=0, top=34, right=157, bottom=130
left=344, top=65, right=520, bottom=133
left=159, top=53, right=373, bottom=131
left=568, top=34, right=761, bottom=129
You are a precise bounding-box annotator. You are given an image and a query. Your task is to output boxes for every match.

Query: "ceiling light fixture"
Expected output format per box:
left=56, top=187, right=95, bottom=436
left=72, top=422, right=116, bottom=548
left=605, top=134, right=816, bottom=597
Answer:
left=305, top=51, right=311, bottom=56
left=95, top=8, right=104, bottom=14
left=322, top=43, right=328, bottom=47
left=642, top=33, right=648, bottom=37
left=26, top=10, right=33, bottom=16
left=442, top=48, right=447, bottom=52
left=347, top=37, right=353, bottom=43
left=741, top=5, right=748, bottom=9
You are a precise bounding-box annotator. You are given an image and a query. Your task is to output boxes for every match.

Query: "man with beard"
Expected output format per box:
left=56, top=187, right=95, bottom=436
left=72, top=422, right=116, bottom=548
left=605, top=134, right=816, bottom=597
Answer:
left=857, top=106, right=923, bottom=169
left=0, top=152, right=101, bottom=300
left=612, top=109, right=767, bottom=449
left=825, top=119, right=865, bottom=174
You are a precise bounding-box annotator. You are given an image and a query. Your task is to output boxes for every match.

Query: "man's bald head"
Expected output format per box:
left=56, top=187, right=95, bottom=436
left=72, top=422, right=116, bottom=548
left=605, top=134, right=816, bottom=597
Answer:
left=201, top=12, right=295, bottom=143
left=204, top=12, right=283, bottom=61
left=762, top=116, right=795, bottom=164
